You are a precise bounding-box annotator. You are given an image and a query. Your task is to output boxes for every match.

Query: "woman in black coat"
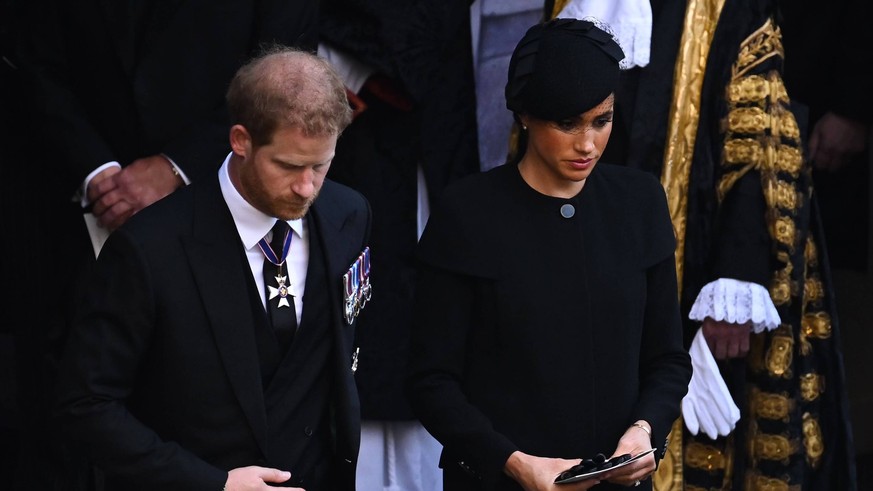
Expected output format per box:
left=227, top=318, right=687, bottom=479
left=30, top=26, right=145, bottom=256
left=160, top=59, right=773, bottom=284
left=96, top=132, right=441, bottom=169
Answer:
left=406, top=19, right=692, bottom=491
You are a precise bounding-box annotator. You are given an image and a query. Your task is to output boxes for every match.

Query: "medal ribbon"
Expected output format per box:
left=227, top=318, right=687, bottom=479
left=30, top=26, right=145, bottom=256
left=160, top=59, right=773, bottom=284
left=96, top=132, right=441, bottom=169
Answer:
left=257, top=224, right=292, bottom=266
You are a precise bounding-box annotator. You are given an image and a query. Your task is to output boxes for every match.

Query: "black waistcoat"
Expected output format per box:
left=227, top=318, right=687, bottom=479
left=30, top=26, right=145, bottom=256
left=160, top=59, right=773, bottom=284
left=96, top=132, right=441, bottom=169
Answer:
left=247, top=219, right=335, bottom=489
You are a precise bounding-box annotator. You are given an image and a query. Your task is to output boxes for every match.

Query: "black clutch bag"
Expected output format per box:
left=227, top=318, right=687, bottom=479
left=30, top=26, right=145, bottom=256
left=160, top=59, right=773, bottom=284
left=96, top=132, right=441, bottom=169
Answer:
left=554, top=448, right=656, bottom=484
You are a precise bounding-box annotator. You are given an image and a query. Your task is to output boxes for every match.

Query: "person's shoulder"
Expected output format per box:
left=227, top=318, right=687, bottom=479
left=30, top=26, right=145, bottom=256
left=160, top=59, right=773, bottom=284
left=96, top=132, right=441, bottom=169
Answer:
left=319, top=179, right=370, bottom=211
left=596, top=163, right=675, bottom=262
left=593, top=162, right=667, bottom=205
left=438, top=164, right=510, bottom=208
left=595, top=162, right=662, bottom=190
left=124, top=183, right=197, bottom=235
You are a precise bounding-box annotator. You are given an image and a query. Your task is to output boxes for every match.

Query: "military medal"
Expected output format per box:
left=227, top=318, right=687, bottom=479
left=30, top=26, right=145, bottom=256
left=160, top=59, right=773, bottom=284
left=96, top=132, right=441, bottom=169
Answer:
left=267, top=269, right=292, bottom=308
left=343, top=247, right=372, bottom=325
left=258, top=226, right=293, bottom=309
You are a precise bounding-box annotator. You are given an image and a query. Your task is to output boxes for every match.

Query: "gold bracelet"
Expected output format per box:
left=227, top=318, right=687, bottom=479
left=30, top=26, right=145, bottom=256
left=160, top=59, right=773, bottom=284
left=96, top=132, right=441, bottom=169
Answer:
left=159, top=153, right=182, bottom=182
left=632, top=422, right=651, bottom=437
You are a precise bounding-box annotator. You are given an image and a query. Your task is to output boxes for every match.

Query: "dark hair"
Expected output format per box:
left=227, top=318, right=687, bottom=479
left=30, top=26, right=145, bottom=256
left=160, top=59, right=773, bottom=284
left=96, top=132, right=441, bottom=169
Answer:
left=505, top=18, right=625, bottom=121
left=226, top=45, right=352, bottom=146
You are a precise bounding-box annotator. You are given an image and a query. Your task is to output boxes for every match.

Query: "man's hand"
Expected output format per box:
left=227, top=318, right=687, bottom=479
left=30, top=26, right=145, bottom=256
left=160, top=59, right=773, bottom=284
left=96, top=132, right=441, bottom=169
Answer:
left=809, top=111, right=870, bottom=172
left=504, top=451, right=601, bottom=490
left=86, top=166, right=122, bottom=204
left=89, top=154, right=184, bottom=230
left=225, top=466, right=298, bottom=491
left=701, top=317, right=751, bottom=360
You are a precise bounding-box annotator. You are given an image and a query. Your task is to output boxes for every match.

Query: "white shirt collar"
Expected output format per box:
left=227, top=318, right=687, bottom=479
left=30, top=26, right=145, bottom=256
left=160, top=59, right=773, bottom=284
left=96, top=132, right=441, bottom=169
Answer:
left=218, top=152, right=305, bottom=250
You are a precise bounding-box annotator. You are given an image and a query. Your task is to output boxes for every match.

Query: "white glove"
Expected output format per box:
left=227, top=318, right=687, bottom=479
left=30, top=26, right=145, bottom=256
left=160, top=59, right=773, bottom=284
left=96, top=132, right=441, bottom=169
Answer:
left=682, top=328, right=741, bottom=439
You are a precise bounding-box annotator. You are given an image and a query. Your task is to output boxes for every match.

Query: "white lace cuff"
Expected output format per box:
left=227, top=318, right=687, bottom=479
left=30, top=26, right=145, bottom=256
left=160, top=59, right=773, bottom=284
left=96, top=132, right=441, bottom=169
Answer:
left=689, top=278, right=781, bottom=333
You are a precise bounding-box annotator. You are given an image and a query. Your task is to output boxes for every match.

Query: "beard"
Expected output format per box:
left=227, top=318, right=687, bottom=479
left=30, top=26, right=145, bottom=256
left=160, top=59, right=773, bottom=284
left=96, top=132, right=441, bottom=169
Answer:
left=277, top=190, right=319, bottom=220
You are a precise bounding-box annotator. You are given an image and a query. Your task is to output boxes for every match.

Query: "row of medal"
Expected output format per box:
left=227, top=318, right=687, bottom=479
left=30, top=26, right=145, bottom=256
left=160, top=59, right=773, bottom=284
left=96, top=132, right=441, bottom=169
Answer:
left=343, top=247, right=371, bottom=325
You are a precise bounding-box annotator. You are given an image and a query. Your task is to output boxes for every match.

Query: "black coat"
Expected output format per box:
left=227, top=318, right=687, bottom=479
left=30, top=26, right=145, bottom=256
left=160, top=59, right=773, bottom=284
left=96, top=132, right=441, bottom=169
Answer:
left=406, top=163, right=692, bottom=490
left=320, top=0, right=480, bottom=419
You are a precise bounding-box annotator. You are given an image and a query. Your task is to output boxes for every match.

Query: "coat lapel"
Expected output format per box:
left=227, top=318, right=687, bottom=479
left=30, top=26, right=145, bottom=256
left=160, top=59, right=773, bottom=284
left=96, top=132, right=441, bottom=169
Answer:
left=308, top=182, right=363, bottom=462
left=309, top=181, right=361, bottom=283
left=182, top=174, right=268, bottom=457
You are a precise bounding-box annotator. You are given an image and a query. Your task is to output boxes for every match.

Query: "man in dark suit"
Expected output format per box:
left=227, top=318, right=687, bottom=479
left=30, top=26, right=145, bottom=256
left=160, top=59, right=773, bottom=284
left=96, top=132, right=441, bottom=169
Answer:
left=12, top=2, right=318, bottom=488
left=55, top=47, right=371, bottom=491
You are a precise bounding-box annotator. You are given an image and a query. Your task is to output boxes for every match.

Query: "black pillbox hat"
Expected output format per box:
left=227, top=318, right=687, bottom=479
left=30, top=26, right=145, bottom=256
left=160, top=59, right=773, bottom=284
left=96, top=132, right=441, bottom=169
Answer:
left=506, top=18, right=625, bottom=121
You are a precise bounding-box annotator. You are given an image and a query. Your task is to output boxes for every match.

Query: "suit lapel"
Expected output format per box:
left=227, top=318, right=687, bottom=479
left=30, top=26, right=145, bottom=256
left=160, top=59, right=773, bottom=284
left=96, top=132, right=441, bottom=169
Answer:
left=309, top=182, right=360, bottom=283
left=308, top=182, right=363, bottom=461
left=182, top=174, right=268, bottom=457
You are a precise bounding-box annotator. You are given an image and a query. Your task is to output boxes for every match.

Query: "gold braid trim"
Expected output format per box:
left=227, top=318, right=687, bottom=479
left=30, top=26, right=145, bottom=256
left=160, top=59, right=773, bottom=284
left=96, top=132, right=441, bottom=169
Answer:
left=765, top=325, right=794, bottom=378
left=763, top=179, right=800, bottom=213
left=685, top=441, right=728, bottom=472
left=744, top=472, right=801, bottom=491
left=801, top=312, right=832, bottom=340
left=719, top=23, right=804, bottom=323
left=804, top=236, right=818, bottom=265
left=799, top=373, right=825, bottom=402
left=660, top=0, right=726, bottom=293
left=734, top=21, right=784, bottom=78
left=803, top=277, right=825, bottom=304
left=550, top=0, right=571, bottom=19
left=769, top=258, right=794, bottom=306
left=701, top=16, right=830, bottom=490
left=751, top=432, right=800, bottom=464
left=655, top=2, right=727, bottom=490
left=802, top=412, right=825, bottom=468
left=770, top=215, right=798, bottom=253
left=749, top=388, right=793, bottom=422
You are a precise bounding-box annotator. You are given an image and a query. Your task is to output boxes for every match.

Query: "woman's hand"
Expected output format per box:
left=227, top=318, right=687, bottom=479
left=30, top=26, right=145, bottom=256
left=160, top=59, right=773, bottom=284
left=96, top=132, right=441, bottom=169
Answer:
left=504, top=451, right=602, bottom=491
left=601, top=422, right=656, bottom=487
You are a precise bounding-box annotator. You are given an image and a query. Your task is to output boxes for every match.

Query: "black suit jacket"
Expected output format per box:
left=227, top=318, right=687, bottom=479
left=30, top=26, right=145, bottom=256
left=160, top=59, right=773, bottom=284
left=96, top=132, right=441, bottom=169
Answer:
left=56, top=171, right=371, bottom=491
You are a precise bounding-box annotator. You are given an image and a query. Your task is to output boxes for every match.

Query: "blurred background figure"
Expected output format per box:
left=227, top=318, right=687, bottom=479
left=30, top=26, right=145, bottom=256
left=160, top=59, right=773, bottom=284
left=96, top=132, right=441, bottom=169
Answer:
left=0, top=0, right=38, bottom=486
left=780, top=0, right=873, bottom=486
left=780, top=0, right=872, bottom=274
left=317, top=1, right=481, bottom=490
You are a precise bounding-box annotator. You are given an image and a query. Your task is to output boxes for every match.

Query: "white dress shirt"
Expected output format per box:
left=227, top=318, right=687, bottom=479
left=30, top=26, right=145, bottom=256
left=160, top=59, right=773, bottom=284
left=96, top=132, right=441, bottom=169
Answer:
left=218, top=153, right=307, bottom=326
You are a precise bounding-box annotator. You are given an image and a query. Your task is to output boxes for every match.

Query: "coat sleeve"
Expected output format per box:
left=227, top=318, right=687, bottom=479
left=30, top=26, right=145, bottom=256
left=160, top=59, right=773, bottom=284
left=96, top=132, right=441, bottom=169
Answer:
left=56, top=230, right=227, bottom=490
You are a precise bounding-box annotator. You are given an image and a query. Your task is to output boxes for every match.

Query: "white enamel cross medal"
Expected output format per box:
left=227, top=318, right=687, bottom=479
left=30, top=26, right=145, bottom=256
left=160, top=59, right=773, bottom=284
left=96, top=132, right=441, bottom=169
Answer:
left=268, top=268, right=292, bottom=308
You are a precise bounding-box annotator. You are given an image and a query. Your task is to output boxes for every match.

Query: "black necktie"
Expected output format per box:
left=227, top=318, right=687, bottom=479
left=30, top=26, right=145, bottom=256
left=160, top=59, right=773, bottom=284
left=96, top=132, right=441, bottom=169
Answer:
left=262, top=220, right=297, bottom=350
